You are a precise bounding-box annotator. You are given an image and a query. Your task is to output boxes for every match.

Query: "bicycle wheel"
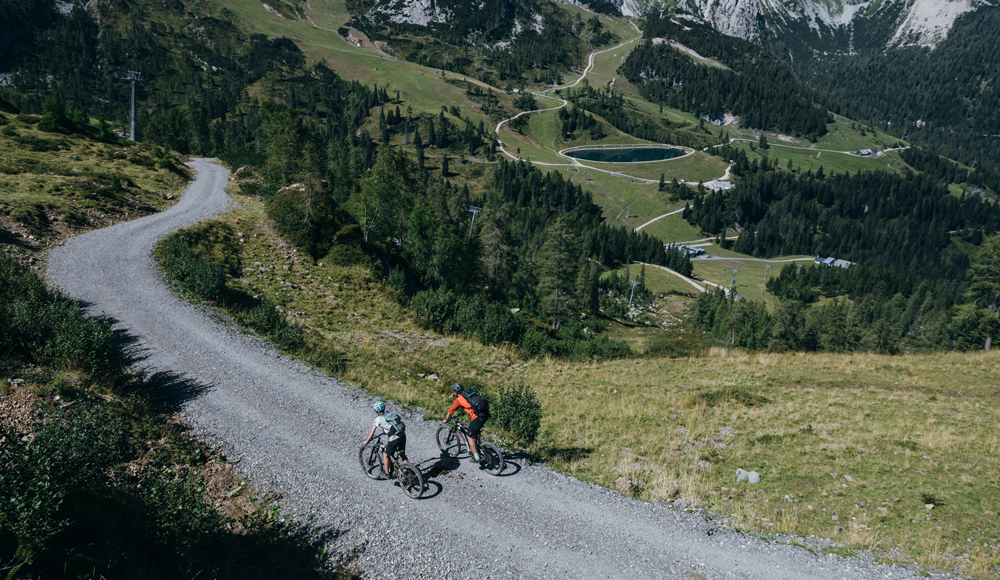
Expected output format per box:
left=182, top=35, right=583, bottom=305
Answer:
left=479, top=442, right=505, bottom=476
left=435, top=424, right=462, bottom=458
left=358, top=444, right=386, bottom=480
left=398, top=464, right=424, bottom=499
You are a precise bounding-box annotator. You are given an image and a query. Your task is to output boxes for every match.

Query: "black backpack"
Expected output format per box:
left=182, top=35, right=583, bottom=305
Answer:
left=462, top=389, right=490, bottom=418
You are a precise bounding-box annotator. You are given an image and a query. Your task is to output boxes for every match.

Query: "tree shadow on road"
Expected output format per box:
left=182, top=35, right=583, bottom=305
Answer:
left=95, top=316, right=214, bottom=414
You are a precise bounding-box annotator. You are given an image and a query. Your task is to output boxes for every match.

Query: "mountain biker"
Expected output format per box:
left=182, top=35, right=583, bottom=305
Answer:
left=363, top=401, right=407, bottom=476
left=444, top=383, right=487, bottom=463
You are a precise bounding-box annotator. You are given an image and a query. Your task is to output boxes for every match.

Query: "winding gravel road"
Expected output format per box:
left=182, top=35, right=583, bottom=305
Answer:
left=47, top=159, right=933, bottom=579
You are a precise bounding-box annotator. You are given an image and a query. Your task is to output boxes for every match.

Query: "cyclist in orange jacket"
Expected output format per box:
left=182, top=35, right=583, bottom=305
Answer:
left=444, top=383, right=487, bottom=463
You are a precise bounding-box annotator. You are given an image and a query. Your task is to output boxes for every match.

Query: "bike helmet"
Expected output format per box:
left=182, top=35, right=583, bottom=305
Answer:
left=373, top=401, right=386, bottom=413
left=451, top=383, right=463, bottom=393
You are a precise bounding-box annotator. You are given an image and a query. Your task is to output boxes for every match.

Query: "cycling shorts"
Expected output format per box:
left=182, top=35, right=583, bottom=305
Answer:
left=385, top=433, right=406, bottom=457
left=468, top=416, right=486, bottom=439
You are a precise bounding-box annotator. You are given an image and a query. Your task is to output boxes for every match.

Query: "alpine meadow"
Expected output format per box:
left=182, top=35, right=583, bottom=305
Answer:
left=2, top=0, right=1000, bottom=577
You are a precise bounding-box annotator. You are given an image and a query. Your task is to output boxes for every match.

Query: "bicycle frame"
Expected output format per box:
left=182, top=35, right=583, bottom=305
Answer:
left=372, top=435, right=403, bottom=476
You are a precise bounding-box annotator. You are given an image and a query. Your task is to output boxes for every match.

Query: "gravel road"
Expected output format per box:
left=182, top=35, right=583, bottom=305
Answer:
left=47, top=159, right=939, bottom=579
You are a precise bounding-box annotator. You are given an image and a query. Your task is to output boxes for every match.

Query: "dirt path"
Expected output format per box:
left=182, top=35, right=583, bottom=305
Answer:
left=46, top=159, right=920, bottom=580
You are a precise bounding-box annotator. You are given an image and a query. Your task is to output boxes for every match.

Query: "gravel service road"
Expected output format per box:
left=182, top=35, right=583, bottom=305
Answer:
left=47, top=159, right=939, bottom=579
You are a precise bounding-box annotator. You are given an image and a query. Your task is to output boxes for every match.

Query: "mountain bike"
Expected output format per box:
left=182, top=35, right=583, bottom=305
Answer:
left=435, top=420, right=505, bottom=476
left=358, top=435, right=424, bottom=498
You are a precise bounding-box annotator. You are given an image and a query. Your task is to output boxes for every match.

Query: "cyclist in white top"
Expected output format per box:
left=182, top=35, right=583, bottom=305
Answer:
left=363, top=401, right=408, bottom=475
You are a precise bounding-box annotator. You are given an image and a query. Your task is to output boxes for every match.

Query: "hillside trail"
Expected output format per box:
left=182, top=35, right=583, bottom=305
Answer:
left=46, top=159, right=923, bottom=580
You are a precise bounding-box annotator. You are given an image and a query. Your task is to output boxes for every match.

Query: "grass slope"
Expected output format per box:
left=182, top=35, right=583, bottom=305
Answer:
left=0, top=112, right=190, bottom=263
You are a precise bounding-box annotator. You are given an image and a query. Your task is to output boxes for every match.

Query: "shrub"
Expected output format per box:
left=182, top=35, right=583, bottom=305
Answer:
left=168, top=220, right=243, bottom=277
left=155, top=235, right=227, bottom=301
left=1, top=256, right=118, bottom=375
left=142, top=469, right=222, bottom=572
left=477, top=302, right=523, bottom=346
left=518, top=325, right=554, bottom=356
left=304, top=342, right=348, bottom=374
left=490, top=378, right=543, bottom=446
left=644, top=339, right=705, bottom=358
left=271, top=323, right=305, bottom=352
left=240, top=300, right=286, bottom=335
left=411, top=289, right=457, bottom=331
left=0, top=398, right=127, bottom=562
left=450, top=296, right=485, bottom=335
left=563, top=336, right=632, bottom=361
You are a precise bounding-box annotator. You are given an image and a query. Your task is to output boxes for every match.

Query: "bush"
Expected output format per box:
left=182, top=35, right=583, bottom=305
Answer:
left=169, top=221, right=243, bottom=277
left=644, top=339, right=705, bottom=358
left=411, top=289, right=458, bottom=331
left=240, top=300, right=286, bottom=335
left=518, top=325, right=554, bottom=356
left=1, top=256, right=118, bottom=375
left=271, top=323, right=305, bottom=351
left=450, top=296, right=485, bottom=335
left=477, top=302, right=523, bottom=346
left=303, top=342, right=348, bottom=374
left=142, top=469, right=222, bottom=572
left=0, top=398, right=127, bottom=562
left=490, top=379, right=543, bottom=446
left=155, top=235, right=227, bottom=301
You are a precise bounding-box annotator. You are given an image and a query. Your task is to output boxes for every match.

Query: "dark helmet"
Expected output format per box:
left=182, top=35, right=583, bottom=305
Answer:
left=451, top=383, right=463, bottom=393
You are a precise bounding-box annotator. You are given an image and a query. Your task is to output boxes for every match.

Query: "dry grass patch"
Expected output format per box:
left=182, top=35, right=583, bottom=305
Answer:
left=521, top=348, right=1000, bottom=577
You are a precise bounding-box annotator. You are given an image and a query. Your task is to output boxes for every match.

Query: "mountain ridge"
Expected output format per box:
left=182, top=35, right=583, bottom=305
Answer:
left=623, top=0, right=994, bottom=54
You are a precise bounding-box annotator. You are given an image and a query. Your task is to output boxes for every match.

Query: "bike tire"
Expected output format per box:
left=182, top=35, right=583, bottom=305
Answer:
left=398, top=464, right=424, bottom=499
left=435, top=424, right=462, bottom=458
left=358, top=444, right=386, bottom=480
left=480, top=442, right=505, bottom=476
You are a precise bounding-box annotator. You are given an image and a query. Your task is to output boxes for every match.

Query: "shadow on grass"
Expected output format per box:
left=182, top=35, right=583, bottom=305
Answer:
left=9, top=482, right=360, bottom=579
left=539, top=446, right=595, bottom=463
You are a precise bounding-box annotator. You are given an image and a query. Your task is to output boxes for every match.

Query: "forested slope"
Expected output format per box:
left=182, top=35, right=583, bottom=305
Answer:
left=790, top=6, right=1000, bottom=185
left=622, top=14, right=840, bottom=139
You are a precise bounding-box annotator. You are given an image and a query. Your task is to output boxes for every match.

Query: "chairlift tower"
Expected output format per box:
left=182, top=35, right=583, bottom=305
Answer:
left=625, top=205, right=633, bottom=219
left=628, top=279, right=640, bottom=306
left=466, top=206, right=482, bottom=238
left=119, top=71, right=142, bottom=141
left=764, top=264, right=772, bottom=281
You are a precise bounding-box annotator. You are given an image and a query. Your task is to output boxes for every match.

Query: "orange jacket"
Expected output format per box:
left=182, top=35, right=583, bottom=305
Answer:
left=448, top=394, right=479, bottom=421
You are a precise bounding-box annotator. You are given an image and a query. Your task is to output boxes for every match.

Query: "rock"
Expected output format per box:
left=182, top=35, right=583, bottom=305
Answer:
left=831, top=515, right=838, bottom=521
left=427, top=373, right=439, bottom=381
left=843, top=474, right=853, bottom=482
left=834, top=526, right=843, bottom=532
left=925, top=504, right=935, bottom=510
left=736, top=469, right=761, bottom=483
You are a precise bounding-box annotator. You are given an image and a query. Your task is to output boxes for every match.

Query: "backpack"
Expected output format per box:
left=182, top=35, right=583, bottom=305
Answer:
left=383, top=412, right=405, bottom=436
left=462, top=389, right=490, bottom=418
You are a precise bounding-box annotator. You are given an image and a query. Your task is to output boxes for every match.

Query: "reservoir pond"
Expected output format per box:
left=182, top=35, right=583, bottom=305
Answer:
left=565, top=147, right=684, bottom=163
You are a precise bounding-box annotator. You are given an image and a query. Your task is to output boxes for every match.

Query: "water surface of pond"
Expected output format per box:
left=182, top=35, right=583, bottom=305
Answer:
left=565, top=147, right=684, bottom=163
